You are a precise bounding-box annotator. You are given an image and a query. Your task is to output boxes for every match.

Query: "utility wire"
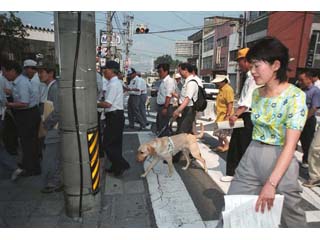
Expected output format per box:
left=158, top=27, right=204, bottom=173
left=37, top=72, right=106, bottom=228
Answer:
left=171, top=11, right=197, bottom=27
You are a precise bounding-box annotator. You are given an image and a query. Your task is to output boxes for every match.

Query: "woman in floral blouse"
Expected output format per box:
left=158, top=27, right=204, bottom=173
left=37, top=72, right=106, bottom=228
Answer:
left=226, top=37, right=308, bottom=227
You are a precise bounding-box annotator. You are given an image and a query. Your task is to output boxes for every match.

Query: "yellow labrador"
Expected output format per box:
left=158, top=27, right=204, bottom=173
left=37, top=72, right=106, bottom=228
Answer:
left=136, top=123, right=208, bottom=177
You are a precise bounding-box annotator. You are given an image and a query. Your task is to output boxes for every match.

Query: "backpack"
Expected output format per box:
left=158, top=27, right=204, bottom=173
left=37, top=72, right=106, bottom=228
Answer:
left=188, top=79, right=207, bottom=112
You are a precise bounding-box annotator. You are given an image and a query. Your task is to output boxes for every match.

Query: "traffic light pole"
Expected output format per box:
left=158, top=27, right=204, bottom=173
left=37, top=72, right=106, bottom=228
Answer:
left=55, top=11, right=101, bottom=219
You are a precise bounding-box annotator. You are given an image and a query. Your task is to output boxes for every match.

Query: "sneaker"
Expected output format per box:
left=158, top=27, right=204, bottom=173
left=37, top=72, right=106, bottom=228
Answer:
left=302, top=179, right=320, bottom=188
left=220, top=176, right=234, bottom=182
left=301, top=163, right=309, bottom=168
left=11, top=168, right=24, bottom=181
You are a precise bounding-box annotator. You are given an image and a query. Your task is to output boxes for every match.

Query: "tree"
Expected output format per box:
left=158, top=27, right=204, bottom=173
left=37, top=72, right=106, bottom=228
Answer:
left=153, top=54, right=181, bottom=71
left=0, top=12, right=28, bottom=61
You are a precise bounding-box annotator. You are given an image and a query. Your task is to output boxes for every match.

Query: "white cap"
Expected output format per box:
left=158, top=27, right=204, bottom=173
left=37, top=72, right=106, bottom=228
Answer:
left=211, top=74, right=230, bottom=83
left=174, top=73, right=181, bottom=79
left=23, top=59, right=37, bottom=68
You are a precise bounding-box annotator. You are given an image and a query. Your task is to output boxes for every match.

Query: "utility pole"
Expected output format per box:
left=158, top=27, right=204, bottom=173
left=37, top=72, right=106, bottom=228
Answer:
left=55, top=11, right=101, bottom=219
left=106, top=11, right=113, bottom=60
left=242, top=11, right=247, bottom=48
left=123, top=14, right=134, bottom=72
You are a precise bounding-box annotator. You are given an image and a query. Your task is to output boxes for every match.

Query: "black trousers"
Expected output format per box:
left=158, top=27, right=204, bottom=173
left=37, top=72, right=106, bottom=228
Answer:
left=226, top=112, right=253, bottom=176
left=174, top=106, right=196, bottom=161
left=177, top=106, right=196, bottom=134
left=13, top=106, right=41, bottom=173
left=103, top=110, right=129, bottom=172
left=156, top=104, right=174, bottom=137
left=300, top=115, right=317, bottom=163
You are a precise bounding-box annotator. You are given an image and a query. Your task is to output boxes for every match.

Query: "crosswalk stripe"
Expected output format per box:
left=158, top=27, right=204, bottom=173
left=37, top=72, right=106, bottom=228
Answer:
left=137, top=133, right=206, bottom=228
left=306, top=210, right=320, bottom=223
left=203, top=220, right=219, bottom=228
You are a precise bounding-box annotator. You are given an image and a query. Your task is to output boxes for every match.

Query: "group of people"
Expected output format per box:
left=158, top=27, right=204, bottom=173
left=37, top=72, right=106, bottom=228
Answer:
left=0, top=59, right=61, bottom=193
left=1, top=35, right=319, bottom=227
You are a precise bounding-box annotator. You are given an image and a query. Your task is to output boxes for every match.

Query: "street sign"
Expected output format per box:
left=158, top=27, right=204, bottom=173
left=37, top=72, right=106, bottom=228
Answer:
left=100, top=32, right=121, bottom=46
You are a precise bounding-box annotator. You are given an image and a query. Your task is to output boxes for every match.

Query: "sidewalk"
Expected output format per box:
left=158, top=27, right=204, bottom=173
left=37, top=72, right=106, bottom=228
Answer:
left=0, top=132, right=155, bottom=228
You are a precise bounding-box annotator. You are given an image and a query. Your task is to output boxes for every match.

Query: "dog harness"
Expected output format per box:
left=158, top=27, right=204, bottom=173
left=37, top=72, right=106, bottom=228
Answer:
left=167, top=137, right=175, bottom=155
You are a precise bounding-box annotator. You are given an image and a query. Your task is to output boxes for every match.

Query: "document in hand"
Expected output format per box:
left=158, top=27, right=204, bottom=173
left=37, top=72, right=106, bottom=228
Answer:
left=214, top=118, right=244, bottom=130
left=222, top=195, right=284, bottom=228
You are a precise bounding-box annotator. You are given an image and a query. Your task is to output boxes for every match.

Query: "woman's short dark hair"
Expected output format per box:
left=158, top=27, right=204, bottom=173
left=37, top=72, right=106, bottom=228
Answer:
left=246, top=37, right=289, bottom=82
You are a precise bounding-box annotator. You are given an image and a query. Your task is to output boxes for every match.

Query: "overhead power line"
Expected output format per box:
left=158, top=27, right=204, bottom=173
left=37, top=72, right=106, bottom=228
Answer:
left=171, top=11, right=197, bottom=27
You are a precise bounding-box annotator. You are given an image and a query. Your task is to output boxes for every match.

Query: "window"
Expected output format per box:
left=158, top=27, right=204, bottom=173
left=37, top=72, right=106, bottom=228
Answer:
left=229, top=50, right=237, bottom=62
left=204, top=37, right=214, bottom=52
left=217, top=37, right=227, bottom=47
left=203, top=56, right=213, bottom=69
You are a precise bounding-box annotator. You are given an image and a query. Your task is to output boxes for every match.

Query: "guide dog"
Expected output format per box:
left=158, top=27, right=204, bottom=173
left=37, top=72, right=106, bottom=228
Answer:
left=136, top=123, right=208, bottom=177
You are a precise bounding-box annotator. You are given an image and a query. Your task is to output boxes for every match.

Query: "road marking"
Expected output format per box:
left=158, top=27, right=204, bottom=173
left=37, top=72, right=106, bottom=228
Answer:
left=138, top=133, right=205, bottom=228
left=300, top=181, right=320, bottom=209
left=306, top=210, right=320, bottom=223
left=204, top=220, right=219, bottom=228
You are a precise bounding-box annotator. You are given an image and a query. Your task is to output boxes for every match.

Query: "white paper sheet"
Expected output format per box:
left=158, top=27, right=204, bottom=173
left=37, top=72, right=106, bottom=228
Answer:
left=222, top=195, right=284, bottom=228
left=216, top=119, right=244, bottom=130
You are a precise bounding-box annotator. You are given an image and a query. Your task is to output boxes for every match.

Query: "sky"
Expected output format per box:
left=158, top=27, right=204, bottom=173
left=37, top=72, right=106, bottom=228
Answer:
left=1, top=11, right=243, bottom=72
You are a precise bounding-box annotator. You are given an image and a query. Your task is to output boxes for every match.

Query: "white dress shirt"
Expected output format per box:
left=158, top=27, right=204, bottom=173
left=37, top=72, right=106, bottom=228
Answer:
left=314, top=79, right=320, bottom=90
left=138, top=77, right=147, bottom=95
left=157, top=74, right=176, bottom=105
left=128, top=76, right=141, bottom=96
left=237, top=71, right=260, bottom=112
left=179, top=75, right=199, bottom=106
left=103, top=76, right=124, bottom=112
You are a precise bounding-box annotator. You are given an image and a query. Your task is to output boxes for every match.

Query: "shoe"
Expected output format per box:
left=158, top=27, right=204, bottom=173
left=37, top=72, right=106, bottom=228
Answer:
left=220, top=176, right=234, bottom=182
left=41, top=186, right=56, bottom=194
left=11, top=168, right=24, bottom=181
left=302, top=179, right=320, bottom=188
left=113, top=168, right=126, bottom=177
left=54, top=185, right=64, bottom=192
left=212, top=146, right=229, bottom=153
left=301, top=163, right=309, bottom=168
left=105, top=167, right=115, bottom=173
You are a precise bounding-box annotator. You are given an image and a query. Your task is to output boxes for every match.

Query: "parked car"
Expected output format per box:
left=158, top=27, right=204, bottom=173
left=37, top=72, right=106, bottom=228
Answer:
left=203, top=82, right=219, bottom=100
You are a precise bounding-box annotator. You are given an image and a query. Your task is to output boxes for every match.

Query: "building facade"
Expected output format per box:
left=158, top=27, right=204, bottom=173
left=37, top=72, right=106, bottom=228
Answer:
left=246, top=11, right=320, bottom=81
left=0, top=24, right=55, bottom=64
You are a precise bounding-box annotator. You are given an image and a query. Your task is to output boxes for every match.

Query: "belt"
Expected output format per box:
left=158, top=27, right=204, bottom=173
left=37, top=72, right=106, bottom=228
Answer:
left=105, top=110, right=123, bottom=115
left=158, top=104, right=172, bottom=107
left=14, top=105, right=38, bottom=112
left=258, top=141, right=274, bottom=146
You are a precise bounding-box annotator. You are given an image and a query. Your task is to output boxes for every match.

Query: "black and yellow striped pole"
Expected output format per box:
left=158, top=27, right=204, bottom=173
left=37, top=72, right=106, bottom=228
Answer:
left=87, top=128, right=100, bottom=194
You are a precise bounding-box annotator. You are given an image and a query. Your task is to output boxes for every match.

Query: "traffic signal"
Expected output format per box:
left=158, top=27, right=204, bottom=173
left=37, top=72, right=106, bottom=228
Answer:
left=136, top=24, right=149, bottom=34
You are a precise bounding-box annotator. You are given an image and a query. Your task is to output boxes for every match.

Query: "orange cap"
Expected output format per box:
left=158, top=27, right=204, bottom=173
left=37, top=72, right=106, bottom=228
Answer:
left=237, top=48, right=249, bottom=60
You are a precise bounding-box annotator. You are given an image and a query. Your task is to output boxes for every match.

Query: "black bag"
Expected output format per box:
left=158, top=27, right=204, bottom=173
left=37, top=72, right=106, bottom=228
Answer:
left=188, top=80, right=207, bottom=112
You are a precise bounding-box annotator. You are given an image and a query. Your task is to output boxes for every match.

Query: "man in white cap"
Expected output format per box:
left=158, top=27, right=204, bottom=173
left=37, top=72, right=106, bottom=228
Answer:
left=23, top=59, right=47, bottom=113
left=126, top=68, right=146, bottom=130
left=3, top=60, right=41, bottom=178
